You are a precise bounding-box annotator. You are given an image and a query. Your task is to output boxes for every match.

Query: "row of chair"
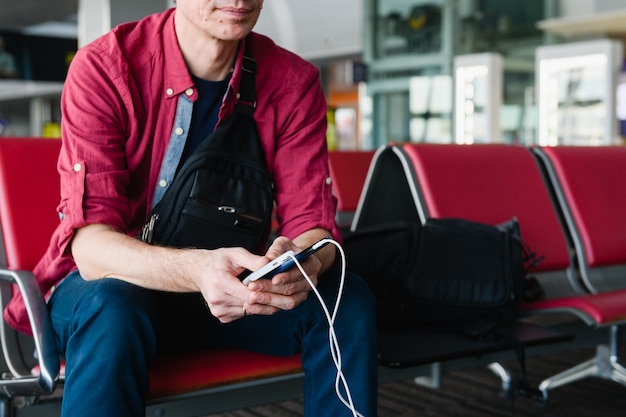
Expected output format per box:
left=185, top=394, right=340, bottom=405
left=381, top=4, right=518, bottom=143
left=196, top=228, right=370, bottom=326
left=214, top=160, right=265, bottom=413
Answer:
left=351, top=142, right=626, bottom=400
left=0, top=138, right=622, bottom=416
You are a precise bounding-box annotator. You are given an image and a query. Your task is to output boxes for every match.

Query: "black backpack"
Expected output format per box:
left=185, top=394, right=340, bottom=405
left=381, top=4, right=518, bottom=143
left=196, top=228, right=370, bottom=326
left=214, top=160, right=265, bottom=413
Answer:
left=140, top=48, right=274, bottom=254
left=343, top=217, right=545, bottom=402
left=343, top=217, right=540, bottom=337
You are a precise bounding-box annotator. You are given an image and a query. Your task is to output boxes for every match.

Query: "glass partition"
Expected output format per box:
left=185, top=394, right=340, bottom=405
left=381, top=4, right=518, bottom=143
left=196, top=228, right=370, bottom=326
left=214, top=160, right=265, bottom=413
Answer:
left=362, top=0, right=550, bottom=148
left=536, top=39, right=623, bottom=146
left=454, top=53, right=503, bottom=144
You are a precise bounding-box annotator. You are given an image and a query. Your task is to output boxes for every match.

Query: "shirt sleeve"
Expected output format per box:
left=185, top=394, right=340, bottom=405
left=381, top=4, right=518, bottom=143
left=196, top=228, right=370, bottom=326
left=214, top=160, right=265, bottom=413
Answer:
left=56, top=44, right=135, bottom=254
left=270, top=65, right=341, bottom=243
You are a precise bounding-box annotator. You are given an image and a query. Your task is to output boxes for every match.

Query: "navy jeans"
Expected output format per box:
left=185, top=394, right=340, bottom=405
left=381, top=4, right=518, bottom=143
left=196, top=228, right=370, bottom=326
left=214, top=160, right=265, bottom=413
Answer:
left=48, top=268, right=378, bottom=417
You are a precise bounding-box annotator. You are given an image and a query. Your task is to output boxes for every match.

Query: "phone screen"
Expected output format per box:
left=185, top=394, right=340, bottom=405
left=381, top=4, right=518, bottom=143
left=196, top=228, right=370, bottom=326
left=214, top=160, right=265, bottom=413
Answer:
left=240, top=236, right=331, bottom=284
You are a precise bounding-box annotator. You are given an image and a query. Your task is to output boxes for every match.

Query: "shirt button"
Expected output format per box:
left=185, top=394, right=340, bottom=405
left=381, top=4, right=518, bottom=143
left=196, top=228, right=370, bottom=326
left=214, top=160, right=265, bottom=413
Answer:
left=325, top=177, right=332, bottom=185
left=166, top=88, right=174, bottom=96
left=175, top=127, right=184, bottom=135
left=159, top=179, right=168, bottom=188
left=185, top=88, right=194, bottom=96
left=73, top=163, right=81, bottom=172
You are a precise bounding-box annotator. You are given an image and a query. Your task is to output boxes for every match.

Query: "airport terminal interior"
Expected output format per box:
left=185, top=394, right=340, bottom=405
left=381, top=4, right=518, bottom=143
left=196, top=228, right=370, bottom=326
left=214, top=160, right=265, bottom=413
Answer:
left=1, top=0, right=626, bottom=416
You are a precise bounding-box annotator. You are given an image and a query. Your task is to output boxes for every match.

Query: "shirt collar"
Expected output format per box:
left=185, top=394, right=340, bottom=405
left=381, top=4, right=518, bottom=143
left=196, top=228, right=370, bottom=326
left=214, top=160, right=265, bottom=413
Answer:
left=161, top=9, right=248, bottom=105
left=162, top=9, right=197, bottom=101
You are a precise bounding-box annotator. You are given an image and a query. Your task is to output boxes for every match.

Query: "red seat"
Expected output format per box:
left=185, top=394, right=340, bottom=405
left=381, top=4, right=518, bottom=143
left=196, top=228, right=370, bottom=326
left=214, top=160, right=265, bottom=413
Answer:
left=532, top=145, right=626, bottom=396
left=0, top=138, right=61, bottom=271
left=535, top=146, right=626, bottom=289
left=328, top=150, right=375, bottom=230
left=524, top=290, right=626, bottom=325
left=148, top=350, right=302, bottom=399
left=0, top=137, right=303, bottom=415
left=401, top=143, right=571, bottom=274
left=353, top=144, right=577, bottom=296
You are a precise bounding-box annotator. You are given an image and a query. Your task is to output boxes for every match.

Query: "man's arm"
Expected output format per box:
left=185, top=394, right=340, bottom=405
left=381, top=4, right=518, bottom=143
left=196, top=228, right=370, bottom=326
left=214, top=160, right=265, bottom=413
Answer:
left=71, top=223, right=326, bottom=322
left=73, top=224, right=197, bottom=291
left=71, top=223, right=278, bottom=322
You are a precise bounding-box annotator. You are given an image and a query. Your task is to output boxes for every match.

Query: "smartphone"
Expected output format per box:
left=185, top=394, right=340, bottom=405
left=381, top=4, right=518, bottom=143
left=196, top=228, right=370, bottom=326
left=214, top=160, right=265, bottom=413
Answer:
left=240, top=237, right=332, bottom=285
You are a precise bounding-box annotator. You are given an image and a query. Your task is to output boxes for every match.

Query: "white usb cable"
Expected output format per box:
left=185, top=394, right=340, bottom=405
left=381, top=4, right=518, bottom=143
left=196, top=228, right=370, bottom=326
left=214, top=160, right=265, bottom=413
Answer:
left=287, top=238, right=365, bottom=417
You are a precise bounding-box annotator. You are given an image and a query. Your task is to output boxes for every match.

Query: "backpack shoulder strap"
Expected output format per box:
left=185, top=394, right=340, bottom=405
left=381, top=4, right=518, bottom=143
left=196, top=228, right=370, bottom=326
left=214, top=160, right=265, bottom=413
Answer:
left=236, top=41, right=257, bottom=113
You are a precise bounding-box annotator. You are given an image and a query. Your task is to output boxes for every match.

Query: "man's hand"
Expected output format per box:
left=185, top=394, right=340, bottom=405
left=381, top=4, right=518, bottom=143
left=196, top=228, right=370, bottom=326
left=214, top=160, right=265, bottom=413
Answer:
left=192, top=238, right=318, bottom=323
left=242, top=235, right=323, bottom=316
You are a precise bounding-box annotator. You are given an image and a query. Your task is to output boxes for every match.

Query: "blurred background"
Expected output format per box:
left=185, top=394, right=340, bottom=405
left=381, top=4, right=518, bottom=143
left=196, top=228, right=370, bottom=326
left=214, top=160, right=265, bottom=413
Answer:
left=1, top=0, right=626, bottom=149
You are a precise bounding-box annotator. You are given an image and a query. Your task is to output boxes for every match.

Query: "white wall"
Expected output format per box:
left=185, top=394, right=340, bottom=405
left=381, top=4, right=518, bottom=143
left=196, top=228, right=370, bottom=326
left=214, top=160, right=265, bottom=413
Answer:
left=559, top=0, right=626, bottom=17
left=78, top=0, right=171, bottom=47
left=254, top=0, right=363, bottom=61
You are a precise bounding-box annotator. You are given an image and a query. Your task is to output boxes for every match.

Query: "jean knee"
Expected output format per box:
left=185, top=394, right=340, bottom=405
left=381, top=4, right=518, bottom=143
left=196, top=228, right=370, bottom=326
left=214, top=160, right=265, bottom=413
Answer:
left=69, top=278, right=159, bottom=357
left=322, top=270, right=377, bottom=337
left=83, top=278, right=155, bottom=315
left=344, top=271, right=376, bottom=312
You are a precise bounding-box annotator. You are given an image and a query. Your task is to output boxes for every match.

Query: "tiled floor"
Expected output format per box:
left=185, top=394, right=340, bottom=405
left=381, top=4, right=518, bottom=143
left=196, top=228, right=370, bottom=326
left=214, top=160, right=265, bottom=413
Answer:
left=205, top=346, right=626, bottom=416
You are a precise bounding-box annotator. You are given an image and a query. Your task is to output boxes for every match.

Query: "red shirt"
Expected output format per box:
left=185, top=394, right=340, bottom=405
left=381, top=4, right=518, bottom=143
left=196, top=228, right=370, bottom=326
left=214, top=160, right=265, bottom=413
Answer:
left=6, top=8, right=339, bottom=335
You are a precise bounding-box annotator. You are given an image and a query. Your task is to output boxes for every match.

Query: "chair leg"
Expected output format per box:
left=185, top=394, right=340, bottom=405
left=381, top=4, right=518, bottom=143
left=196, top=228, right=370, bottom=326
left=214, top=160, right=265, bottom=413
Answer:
left=0, top=397, right=13, bottom=417
left=487, top=362, right=512, bottom=395
left=538, top=352, right=600, bottom=397
left=609, top=359, right=626, bottom=385
left=414, top=362, right=442, bottom=389
left=539, top=325, right=626, bottom=400
left=608, top=325, right=626, bottom=385
left=414, top=362, right=513, bottom=396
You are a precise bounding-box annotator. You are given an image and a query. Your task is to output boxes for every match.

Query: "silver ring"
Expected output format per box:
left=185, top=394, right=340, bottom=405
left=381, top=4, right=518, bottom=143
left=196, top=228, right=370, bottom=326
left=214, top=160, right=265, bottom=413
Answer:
left=242, top=306, right=247, bottom=317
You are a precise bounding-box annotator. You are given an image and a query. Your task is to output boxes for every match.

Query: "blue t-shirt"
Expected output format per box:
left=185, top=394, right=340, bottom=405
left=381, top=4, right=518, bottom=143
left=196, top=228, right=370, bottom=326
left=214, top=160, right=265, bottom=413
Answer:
left=181, top=74, right=231, bottom=162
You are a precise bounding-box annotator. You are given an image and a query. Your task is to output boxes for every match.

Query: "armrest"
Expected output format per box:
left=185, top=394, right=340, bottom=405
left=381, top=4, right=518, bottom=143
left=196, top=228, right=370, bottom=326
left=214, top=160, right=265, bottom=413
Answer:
left=0, top=269, right=60, bottom=396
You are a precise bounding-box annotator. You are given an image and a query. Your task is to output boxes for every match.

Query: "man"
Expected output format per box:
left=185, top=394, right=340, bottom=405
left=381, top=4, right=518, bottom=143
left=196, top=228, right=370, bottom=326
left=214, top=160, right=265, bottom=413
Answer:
left=4, top=1, right=378, bottom=416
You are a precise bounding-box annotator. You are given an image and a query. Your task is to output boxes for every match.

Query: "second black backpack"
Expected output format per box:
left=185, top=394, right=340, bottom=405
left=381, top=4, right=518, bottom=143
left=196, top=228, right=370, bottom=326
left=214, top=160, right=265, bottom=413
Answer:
left=343, top=217, right=538, bottom=337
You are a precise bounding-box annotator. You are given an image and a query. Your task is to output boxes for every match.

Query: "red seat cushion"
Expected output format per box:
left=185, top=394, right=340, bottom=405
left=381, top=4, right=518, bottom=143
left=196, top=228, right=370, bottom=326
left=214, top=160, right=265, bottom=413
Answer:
left=34, top=350, right=302, bottom=400
left=147, top=350, right=302, bottom=399
left=523, top=289, right=626, bottom=325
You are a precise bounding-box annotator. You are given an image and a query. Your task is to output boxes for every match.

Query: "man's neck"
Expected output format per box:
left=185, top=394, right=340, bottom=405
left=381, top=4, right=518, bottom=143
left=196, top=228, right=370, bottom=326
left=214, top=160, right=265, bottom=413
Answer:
left=174, top=18, right=240, bottom=81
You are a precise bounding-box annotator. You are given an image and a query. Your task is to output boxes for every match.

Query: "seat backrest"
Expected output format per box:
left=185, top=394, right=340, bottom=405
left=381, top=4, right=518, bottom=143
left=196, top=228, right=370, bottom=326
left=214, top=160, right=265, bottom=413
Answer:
left=534, top=146, right=626, bottom=294
left=328, top=150, right=375, bottom=229
left=351, top=145, right=422, bottom=231
left=0, top=138, right=61, bottom=270
left=353, top=143, right=581, bottom=299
